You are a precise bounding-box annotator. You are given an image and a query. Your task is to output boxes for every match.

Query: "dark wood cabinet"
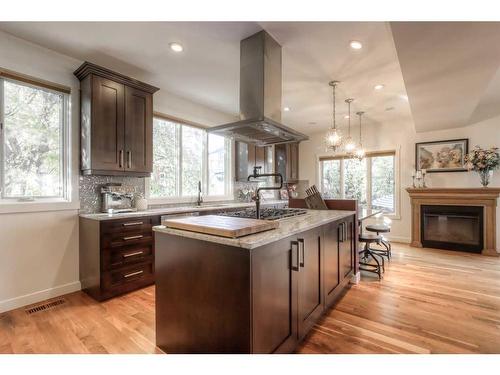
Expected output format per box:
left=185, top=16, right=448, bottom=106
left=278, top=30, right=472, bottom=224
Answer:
left=252, top=236, right=299, bottom=353
left=79, top=215, right=160, bottom=301
left=339, top=216, right=355, bottom=280
left=235, top=141, right=272, bottom=181
left=274, top=142, right=299, bottom=182
left=74, top=62, right=159, bottom=177
left=297, top=228, right=323, bottom=339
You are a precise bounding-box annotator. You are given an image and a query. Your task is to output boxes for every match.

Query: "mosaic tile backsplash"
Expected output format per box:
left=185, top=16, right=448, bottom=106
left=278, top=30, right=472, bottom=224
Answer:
left=79, top=175, right=145, bottom=214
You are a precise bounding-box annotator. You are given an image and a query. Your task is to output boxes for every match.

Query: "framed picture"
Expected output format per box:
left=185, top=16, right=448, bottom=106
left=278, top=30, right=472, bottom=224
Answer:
left=415, top=139, right=469, bottom=173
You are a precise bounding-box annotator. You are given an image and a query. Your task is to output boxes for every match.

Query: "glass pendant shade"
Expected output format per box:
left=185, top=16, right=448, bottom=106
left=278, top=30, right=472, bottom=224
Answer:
left=355, top=111, right=365, bottom=160
left=324, top=80, right=343, bottom=152
left=344, top=98, right=355, bottom=154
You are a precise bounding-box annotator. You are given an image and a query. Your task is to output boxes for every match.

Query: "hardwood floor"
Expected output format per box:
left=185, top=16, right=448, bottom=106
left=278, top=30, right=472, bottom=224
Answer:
left=1, top=244, right=499, bottom=354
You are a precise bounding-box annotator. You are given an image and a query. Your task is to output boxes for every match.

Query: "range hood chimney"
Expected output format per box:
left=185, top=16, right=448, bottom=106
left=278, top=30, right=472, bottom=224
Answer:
left=208, top=30, right=308, bottom=146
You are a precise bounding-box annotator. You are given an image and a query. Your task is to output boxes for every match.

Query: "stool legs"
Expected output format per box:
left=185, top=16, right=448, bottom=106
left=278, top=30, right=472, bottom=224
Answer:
left=358, top=242, right=383, bottom=280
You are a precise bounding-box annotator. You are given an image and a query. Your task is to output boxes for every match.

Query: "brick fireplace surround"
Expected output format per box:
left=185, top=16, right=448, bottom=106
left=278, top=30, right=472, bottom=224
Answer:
left=406, top=188, right=500, bottom=256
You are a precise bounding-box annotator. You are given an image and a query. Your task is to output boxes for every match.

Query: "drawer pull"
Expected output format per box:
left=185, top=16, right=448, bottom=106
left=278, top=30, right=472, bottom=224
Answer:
left=123, top=270, right=143, bottom=278
left=123, top=250, right=144, bottom=258
left=123, top=235, right=143, bottom=241
left=122, top=221, right=144, bottom=227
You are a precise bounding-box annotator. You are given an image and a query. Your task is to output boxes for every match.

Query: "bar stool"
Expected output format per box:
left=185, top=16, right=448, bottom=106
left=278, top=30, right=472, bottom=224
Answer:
left=358, top=232, right=384, bottom=280
left=365, top=223, right=391, bottom=260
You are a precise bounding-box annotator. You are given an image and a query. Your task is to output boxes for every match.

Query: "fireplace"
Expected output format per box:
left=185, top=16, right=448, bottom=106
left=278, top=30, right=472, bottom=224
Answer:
left=421, top=205, right=483, bottom=253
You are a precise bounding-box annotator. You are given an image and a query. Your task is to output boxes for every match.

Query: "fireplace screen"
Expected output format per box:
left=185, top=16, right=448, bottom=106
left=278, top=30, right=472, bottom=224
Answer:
left=421, top=205, right=483, bottom=253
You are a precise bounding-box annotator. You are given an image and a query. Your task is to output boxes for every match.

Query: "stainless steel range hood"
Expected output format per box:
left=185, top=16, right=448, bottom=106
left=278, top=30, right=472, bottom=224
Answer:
left=208, top=30, right=308, bottom=146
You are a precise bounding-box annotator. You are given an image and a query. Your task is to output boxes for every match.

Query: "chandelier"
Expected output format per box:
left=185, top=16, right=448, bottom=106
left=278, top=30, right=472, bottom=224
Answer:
left=343, top=98, right=356, bottom=154
left=355, top=111, right=366, bottom=160
left=324, top=81, right=343, bottom=151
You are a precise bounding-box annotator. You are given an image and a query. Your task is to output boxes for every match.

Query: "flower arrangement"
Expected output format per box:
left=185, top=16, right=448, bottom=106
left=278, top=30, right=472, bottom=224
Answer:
left=464, top=146, right=500, bottom=187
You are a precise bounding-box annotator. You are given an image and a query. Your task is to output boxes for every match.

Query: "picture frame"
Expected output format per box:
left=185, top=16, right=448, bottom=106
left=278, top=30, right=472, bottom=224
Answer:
left=415, top=139, right=469, bottom=173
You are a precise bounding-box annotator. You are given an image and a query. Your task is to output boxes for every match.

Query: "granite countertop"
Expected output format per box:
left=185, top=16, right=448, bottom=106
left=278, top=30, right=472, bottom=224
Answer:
left=153, top=209, right=356, bottom=250
left=79, top=199, right=286, bottom=221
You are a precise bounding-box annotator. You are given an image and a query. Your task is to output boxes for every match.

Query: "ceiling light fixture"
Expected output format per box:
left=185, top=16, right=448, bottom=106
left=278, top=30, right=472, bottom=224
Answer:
left=344, top=98, right=356, bottom=154
left=284, top=107, right=291, bottom=112
left=355, top=111, right=366, bottom=160
left=344, top=115, right=350, bottom=119
left=169, top=42, right=184, bottom=52
left=350, top=40, right=363, bottom=50
left=374, top=84, right=385, bottom=90
left=324, top=81, right=343, bottom=152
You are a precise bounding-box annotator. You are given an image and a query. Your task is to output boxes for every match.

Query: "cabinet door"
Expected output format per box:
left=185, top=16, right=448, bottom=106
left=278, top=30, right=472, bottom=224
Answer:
left=339, top=218, right=354, bottom=280
left=297, top=228, right=323, bottom=338
left=323, top=222, right=340, bottom=307
left=235, top=141, right=249, bottom=181
left=286, top=142, right=299, bottom=181
left=124, top=86, right=153, bottom=174
left=274, top=143, right=287, bottom=182
left=91, top=76, right=125, bottom=171
left=252, top=236, right=299, bottom=353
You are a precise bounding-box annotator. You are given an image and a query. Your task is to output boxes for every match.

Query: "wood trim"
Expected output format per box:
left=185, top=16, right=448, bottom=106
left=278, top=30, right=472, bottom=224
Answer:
left=73, top=61, right=159, bottom=94
left=0, top=67, right=71, bottom=94
left=406, top=188, right=500, bottom=255
left=319, top=150, right=396, bottom=161
left=153, top=111, right=209, bottom=129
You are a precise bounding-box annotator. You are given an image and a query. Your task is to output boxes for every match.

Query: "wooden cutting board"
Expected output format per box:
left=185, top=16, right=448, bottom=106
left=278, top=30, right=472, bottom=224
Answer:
left=163, top=215, right=279, bottom=238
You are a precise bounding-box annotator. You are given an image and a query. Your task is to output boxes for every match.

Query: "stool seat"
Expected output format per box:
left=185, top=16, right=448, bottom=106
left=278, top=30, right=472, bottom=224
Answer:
left=359, top=233, right=382, bottom=242
left=366, top=224, right=391, bottom=233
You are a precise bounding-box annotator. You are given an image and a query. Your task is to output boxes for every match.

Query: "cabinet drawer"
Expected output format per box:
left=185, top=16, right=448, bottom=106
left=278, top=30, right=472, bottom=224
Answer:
left=102, top=243, right=153, bottom=271
left=102, top=261, right=154, bottom=294
left=102, top=230, right=154, bottom=248
left=101, top=216, right=157, bottom=234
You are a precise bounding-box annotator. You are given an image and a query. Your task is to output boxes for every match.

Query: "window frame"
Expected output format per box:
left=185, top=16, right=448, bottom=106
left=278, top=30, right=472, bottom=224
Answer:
left=317, top=148, right=401, bottom=219
left=0, top=76, right=73, bottom=212
left=146, top=115, right=233, bottom=204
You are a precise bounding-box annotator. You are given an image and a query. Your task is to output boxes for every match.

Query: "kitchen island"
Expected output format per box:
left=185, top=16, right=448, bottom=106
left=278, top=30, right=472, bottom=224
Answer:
left=153, top=209, right=357, bottom=353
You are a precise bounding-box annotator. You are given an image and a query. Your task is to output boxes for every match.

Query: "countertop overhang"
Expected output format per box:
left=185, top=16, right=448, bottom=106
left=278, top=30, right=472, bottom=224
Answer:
left=153, top=209, right=356, bottom=249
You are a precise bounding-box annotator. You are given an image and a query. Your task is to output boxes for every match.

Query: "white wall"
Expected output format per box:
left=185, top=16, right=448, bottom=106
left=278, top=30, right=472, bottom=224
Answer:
left=299, top=117, right=500, bottom=249
left=0, top=30, right=235, bottom=313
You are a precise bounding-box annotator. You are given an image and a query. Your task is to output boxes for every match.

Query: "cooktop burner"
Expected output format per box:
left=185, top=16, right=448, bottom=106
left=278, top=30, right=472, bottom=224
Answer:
left=220, top=208, right=308, bottom=221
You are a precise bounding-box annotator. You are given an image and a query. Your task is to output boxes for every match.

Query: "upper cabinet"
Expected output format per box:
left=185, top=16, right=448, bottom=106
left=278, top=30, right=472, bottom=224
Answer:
left=235, top=142, right=273, bottom=181
left=74, top=62, right=159, bottom=177
left=275, top=142, right=299, bottom=182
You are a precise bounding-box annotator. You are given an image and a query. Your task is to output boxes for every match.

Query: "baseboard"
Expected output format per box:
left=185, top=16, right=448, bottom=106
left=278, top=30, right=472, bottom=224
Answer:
left=385, top=235, right=411, bottom=244
left=0, top=281, right=81, bottom=313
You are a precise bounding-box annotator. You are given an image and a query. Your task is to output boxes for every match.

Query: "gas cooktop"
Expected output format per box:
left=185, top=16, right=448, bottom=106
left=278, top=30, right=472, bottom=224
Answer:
left=220, top=208, right=308, bottom=221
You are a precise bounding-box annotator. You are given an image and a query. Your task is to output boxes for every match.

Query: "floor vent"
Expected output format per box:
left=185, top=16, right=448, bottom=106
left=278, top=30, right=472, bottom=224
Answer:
left=25, top=298, right=66, bottom=315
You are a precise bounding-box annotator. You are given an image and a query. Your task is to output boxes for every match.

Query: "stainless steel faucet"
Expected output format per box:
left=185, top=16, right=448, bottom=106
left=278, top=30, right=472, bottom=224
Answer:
left=196, top=180, right=203, bottom=206
left=247, top=166, right=283, bottom=219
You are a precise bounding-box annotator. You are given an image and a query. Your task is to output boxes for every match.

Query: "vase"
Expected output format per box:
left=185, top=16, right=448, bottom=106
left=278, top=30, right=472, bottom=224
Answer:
left=478, top=169, right=493, bottom=187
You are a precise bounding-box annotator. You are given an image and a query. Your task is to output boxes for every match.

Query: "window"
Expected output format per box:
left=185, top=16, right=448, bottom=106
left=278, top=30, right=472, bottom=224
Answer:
left=0, top=77, right=69, bottom=200
left=150, top=116, right=231, bottom=200
left=320, top=151, right=397, bottom=214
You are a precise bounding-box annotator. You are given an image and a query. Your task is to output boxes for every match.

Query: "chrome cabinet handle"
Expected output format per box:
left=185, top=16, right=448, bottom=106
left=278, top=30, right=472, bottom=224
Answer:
left=298, top=238, right=305, bottom=268
left=123, top=251, right=144, bottom=258
left=119, top=150, right=124, bottom=168
left=123, top=270, right=143, bottom=278
left=291, top=241, right=299, bottom=272
left=127, top=151, right=131, bottom=168
left=122, top=221, right=143, bottom=227
left=123, top=235, right=143, bottom=241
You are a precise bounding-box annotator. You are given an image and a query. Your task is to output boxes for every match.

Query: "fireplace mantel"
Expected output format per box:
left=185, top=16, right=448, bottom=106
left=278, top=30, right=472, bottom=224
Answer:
left=406, top=187, right=500, bottom=255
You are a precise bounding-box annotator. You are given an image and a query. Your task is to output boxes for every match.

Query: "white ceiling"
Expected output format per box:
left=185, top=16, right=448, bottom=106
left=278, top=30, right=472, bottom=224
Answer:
left=391, top=22, right=500, bottom=132
left=1, top=22, right=499, bottom=135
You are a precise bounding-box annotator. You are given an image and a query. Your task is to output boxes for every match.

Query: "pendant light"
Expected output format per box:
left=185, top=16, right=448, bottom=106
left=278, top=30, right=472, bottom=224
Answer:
left=324, top=81, right=343, bottom=152
left=355, top=111, right=366, bottom=160
left=343, top=98, right=356, bottom=154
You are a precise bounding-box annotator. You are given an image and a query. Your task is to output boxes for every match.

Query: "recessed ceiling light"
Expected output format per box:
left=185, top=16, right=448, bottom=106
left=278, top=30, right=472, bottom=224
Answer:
left=350, top=40, right=363, bottom=50
left=374, top=84, right=385, bottom=90
left=169, top=42, right=184, bottom=52
left=344, top=115, right=350, bottom=119
left=284, top=107, right=291, bottom=112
